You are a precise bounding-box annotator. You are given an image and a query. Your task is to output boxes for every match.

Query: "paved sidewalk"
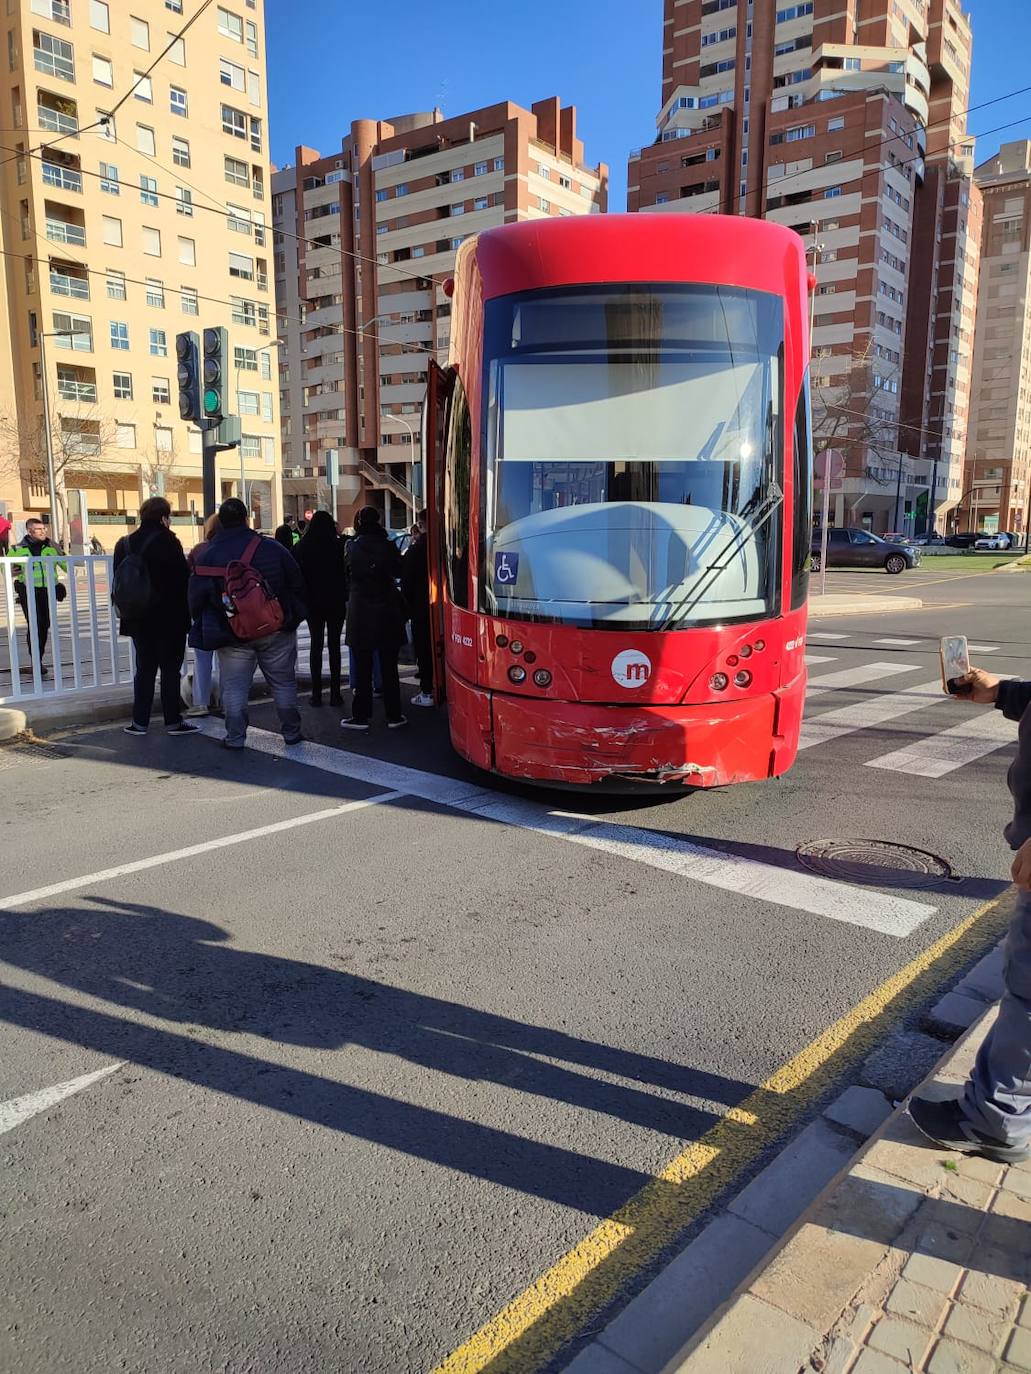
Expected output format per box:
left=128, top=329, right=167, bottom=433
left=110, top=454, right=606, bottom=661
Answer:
left=809, top=593, right=923, bottom=619
left=672, top=1010, right=1029, bottom=1374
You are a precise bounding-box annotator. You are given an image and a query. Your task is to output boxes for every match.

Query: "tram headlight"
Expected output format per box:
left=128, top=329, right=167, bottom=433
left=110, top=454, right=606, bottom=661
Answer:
left=709, top=672, right=729, bottom=691
left=496, top=634, right=509, bottom=648
left=533, top=669, right=552, bottom=688
left=739, top=644, right=753, bottom=659
left=524, top=650, right=537, bottom=664
left=508, top=665, right=527, bottom=684
left=734, top=670, right=752, bottom=688
left=754, top=639, right=765, bottom=651
left=509, top=640, right=524, bottom=654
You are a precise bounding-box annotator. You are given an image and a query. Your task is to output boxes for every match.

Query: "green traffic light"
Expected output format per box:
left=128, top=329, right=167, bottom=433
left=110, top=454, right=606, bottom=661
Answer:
left=203, top=388, right=220, bottom=415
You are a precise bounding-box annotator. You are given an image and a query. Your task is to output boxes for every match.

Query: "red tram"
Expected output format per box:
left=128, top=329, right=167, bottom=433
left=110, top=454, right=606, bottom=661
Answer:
left=422, top=213, right=813, bottom=788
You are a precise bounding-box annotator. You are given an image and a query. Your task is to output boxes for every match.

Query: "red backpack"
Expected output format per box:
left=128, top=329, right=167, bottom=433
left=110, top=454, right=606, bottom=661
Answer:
left=194, top=535, right=285, bottom=642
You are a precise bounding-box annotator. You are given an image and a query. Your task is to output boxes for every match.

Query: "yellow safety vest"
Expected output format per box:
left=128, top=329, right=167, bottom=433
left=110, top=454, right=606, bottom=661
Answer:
left=8, top=540, right=65, bottom=586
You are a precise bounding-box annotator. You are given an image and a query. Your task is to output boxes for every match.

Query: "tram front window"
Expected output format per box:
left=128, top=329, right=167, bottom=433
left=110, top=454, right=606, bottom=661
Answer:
left=482, top=283, right=784, bottom=630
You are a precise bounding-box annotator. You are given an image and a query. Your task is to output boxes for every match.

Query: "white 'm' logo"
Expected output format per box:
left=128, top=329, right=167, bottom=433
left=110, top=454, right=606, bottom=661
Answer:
left=611, top=650, right=652, bottom=688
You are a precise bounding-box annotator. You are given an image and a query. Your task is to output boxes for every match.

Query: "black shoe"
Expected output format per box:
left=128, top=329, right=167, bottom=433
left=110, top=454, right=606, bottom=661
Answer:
left=340, top=717, right=370, bottom=731
left=166, top=720, right=201, bottom=736
left=123, top=722, right=148, bottom=736
left=310, top=693, right=323, bottom=707
left=908, top=1094, right=1030, bottom=1164
left=386, top=715, right=408, bottom=730
left=221, top=740, right=245, bottom=751
left=329, top=693, right=343, bottom=708
left=283, top=733, right=303, bottom=746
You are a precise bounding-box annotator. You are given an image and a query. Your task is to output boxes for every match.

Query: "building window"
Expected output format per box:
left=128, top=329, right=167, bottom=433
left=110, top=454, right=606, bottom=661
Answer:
left=53, top=312, right=91, bottom=350
left=132, top=71, right=152, bottom=102
left=178, top=236, right=196, bottom=266
left=234, top=346, right=258, bottom=371
left=245, top=18, right=257, bottom=56
left=238, top=389, right=258, bottom=415
left=91, top=54, right=114, bottom=88
left=116, top=422, right=136, bottom=448
left=828, top=116, right=845, bottom=132
left=175, top=186, right=192, bottom=216
left=139, top=174, right=158, bottom=206
left=130, top=15, right=149, bottom=48
left=170, top=86, right=187, bottom=117
left=172, top=135, right=190, bottom=167
left=220, top=57, right=244, bottom=89
left=180, top=285, right=198, bottom=315
left=473, top=196, right=487, bottom=210
left=375, top=188, right=388, bottom=202
left=154, top=426, right=173, bottom=452
left=152, top=376, right=171, bottom=404
left=99, top=161, right=119, bottom=193
left=249, top=115, right=261, bottom=151
left=474, top=161, right=488, bottom=176
left=231, top=296, right=255, bottom=326
left=451, top=168, right=465, bottom=182
left=142, top=225, right=161, bottom=256
left=106, top=269, right=125, bottom=300
left=112, top=370, right=132, bottom=399
left=149, top=328, right=167, bottom=357
left=229, top=251, right=254, bottom=280
left=34, top=30, right=75, bottom=81
left=110, top=320, right=129, bottom=350
left=136, top=124, right=156, bottom=155
left=102, top=214, right=122, bottom=246
left=540, top=198, right=550, bottom=212
left=90, top=0, right=109, bottom=31
left=166, top=33, right=185, bottom=64
left=145, top=278, right=164, bottom=308
left=225, top=155, right=249, bottom=186
left=825, top=186, right=842, bottom=198
left=217, top=6, right=243, bottom=41
left=222, top=104, right=246, bottom=139
left=494, top=157, right=504, bottom=172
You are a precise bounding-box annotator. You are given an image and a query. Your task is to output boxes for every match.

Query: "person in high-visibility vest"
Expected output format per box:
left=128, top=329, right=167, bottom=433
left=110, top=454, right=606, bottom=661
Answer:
left=8, top=517, right=65, bottom=676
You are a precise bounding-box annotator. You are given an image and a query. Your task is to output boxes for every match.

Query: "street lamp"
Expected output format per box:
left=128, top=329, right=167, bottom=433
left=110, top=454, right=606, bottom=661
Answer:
left=38, top=327, right=88, bottom=543
left=380, top=412, right=420, bottom=514
left=236, top=338, right=283, bottom=512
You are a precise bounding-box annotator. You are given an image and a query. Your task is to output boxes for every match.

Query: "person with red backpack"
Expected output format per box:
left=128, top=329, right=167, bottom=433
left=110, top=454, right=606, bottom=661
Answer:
left=188, top=498, right=307, bottom=750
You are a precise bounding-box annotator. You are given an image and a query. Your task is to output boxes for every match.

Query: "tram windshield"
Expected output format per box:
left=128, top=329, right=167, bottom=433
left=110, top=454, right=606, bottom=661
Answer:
left=482, top=283, right=784, bottom=630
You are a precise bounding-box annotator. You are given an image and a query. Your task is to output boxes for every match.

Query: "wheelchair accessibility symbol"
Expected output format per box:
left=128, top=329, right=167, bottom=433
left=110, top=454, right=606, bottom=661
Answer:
left=494, top=551, right=519, bottom=585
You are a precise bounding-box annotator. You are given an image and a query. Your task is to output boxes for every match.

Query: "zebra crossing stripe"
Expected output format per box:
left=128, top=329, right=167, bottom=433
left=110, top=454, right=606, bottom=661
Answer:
left=807, top=662, right=919, bottom=698
left=798, top=680, right=945, bottom=751
left=865, top=710, right=1015, bottom=778
left=804, top=655, right=837, bottom=666
left=874, top=638, right=921, bottom=647
left=807, top=632, right=849, bottom=640
left=967, top=645, right=999, bottom=654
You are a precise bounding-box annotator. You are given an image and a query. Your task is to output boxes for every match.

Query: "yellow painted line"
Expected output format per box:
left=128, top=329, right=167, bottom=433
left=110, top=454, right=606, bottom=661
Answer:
left=433, top=891, right=1013, bottom=1374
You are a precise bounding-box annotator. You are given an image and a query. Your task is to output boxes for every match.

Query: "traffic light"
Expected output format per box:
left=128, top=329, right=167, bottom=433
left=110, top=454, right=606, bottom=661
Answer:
left=175, top=330, right=200, bottom=423
left=202, top=326, right=228, bottom=423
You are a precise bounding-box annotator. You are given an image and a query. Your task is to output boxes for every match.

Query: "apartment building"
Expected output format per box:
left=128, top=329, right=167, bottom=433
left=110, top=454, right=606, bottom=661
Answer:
left=962, top=142, right=1031, bottom=537
left=628, top=0, right=980, bottom=536
left=0, top=0, right=280, bottom=547
left=272, top=99, right=607, bottom=527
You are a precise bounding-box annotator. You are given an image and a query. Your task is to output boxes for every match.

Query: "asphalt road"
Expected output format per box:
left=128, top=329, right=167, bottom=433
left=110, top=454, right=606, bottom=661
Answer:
left=0, top=563, right=1026, bottom=1374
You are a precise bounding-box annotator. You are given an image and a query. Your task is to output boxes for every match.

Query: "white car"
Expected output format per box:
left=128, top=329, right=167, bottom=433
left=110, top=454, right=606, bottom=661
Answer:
left=974, top=533, right=1009, bottom=550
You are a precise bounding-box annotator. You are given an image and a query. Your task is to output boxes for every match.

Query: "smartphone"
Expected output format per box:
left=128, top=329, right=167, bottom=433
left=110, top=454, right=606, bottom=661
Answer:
left=941, top=636, right=971, bottom=695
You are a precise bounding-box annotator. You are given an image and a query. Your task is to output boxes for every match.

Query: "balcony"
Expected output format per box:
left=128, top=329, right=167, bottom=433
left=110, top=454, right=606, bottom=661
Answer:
left=56, top=367, right=97, bottom=404
left=50, top=266, right=89, bottom=300
left=33, top=0, right=71, bottom=22
left=45, top=216, right=85, bottom=247
left=37, top=98, right=77, bottom=138
left=41, top=161, right=81, bottom=193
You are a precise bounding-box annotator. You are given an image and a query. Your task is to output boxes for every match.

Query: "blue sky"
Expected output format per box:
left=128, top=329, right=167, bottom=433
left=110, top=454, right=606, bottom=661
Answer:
left=267, top=0, right=1031, bottom=207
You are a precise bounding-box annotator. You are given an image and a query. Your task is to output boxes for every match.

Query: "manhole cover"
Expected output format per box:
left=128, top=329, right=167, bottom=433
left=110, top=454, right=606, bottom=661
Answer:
left=0, top=738, right=71, bottom=769
left=795, top=839, right=952, bottom=889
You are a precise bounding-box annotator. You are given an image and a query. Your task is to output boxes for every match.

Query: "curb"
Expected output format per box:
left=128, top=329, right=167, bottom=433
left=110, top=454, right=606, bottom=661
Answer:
left=0, top=706, right=27, bottom=740
left=808, top=595, right=922, bottom=620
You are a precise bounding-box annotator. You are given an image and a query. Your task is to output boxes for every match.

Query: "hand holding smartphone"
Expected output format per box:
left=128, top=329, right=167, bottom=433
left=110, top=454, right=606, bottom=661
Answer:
left=940, top=636, right=971, bottom=695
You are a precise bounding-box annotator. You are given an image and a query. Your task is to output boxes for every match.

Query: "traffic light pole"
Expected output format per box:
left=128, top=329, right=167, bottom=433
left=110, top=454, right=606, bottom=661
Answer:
left=202, top=421, right=218, bottom=518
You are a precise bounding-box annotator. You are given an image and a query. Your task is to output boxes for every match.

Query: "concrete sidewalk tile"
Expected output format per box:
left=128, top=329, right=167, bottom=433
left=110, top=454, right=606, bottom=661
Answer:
left=926, top=1337, right=996, bottom=1374
left=1001, top=1169, right=1031, bottom=1201
left=560, top=1341, right=645, bottom=1374
left=912, top=1217, right=977, bottom=1268
left=884, top=1277, right=950, bottom=1328
left=750, top=1221, right=888, bottom=1333
left=902, top=1251, right=964, bottom=1295
left=598, top=1213, right=773, bottom=1373
left=926, top=991, right=990, bottom=1036
left=821, top=1332, right=861, bottom=1374
left=868, top=1313, right=936, bottom=1364
left=726, top=1119, right=856, bottom=1237
left=1007, top=1326, right=1031, bottom=1369
left=956, top=946, right=1005, bottom=1004
left=824, top=1086, right=894, bottom=1139
left=865, top=1131, right=959, bottom=1192
left=1018, top=1295, right=1031, bottom=1329
left=943, top=1302, right=1011, bottom=1356
left=936, top=1012, right=999, bottom=1084
left=670, top=1294, right=818, bottom=1374
left=851, top=1349, right=908, bottom=1373
left=815, top=1163, right=924, bottom=1244
left=940, top=1171, right=994, bottom=1211
left=954, top=1154, right=1005, bottom=1188
left=958, top=1271, right=1025, bottom=1315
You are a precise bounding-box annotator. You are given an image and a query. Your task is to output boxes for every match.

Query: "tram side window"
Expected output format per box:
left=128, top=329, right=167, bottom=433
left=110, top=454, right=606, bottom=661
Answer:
left=444, top=375, right=472, bottom=608
left=790, top=373, right=813, bottom=610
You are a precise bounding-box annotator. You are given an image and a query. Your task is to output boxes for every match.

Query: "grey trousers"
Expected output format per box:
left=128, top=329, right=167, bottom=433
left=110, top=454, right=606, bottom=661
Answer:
left=961, top=888, right=1031, bottom=1147
left=217, top=631, right=301, bottom=747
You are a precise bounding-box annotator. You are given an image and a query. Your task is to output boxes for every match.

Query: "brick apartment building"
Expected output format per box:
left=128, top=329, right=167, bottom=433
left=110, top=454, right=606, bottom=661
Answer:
left=628, top=0, right=981, bottom=536
left=272, top=100, right=607, bottom=527
left=962, top=141, right=1031, bottom=538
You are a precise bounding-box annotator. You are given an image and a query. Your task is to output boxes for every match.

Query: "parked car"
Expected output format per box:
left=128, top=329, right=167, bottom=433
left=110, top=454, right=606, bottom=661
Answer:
left=810, top=528, right=920, bottom=574
left=945, top=533, right=980, bottom=549
left=975, top=533, right=1011, bottom=551
left=910, top=532, right=947, bottom=546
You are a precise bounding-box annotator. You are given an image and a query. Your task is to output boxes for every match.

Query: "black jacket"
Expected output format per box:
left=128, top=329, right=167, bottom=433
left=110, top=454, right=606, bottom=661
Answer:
left=344, top=528, right=404, bottom=650
left=400, top=533, right=429, bottom=628
left=113, top=521, right=190, bottom=639
left=996, top=680, right=1031, bottom=849
left=188, top=526, right=307, bottom=650
left=294, top=532, right=348, bottom=619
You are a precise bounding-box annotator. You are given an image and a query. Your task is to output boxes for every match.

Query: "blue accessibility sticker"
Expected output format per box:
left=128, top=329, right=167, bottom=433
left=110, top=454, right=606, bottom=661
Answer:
left=494, top=551, right=519, bottom=586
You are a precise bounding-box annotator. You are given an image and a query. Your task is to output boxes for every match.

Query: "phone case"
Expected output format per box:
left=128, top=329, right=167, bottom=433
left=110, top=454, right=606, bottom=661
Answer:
left=940, top=636, right=970, bottom=693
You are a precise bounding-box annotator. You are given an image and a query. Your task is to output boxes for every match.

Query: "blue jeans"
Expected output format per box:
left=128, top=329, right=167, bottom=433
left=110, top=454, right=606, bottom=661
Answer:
left=217, top=630, right=301, bottom=748
left=192, top=648, right=217, bottom=709
left=348, top=646, right=381, bottom=692
left=962, top=888, right=1031, bottom=1147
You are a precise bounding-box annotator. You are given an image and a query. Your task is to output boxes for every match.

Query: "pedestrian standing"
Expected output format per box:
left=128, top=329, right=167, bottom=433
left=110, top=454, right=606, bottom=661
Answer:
left=113, top=497, right=197, bottom=737
left=185, top=513, right=221, bottom=716
left=294, top=509, right=348, bottom=707
left=189, top=498, right=307, bottom=750
left=341, top=506, right=406, bottom=731
left=273, top=523, right=295, bottom=551
left=401, top=511, right=435, bottom=707
left=909, top=664, right=1031, bottom=1163
left=8, top=517, right=66, bottom=677
left=0, top=510, right=11, bottom=556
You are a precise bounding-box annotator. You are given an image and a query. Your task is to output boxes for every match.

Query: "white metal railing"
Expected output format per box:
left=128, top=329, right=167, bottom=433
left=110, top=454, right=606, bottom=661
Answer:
left=50, top=269, right=90, bottom=299
left=1, top=554, right=134, bottom=706
left=57, top=378, right=98, bottom=403
left=45, top=217, right=86, bottom=246
left=42, top=161, right=82, bottom=192
left=38, top=106, right=78, bottom=137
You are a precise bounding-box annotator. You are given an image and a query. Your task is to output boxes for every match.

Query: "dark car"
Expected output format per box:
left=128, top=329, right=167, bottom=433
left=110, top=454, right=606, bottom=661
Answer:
left=945, top=533, right=980, bottom=549
left=810, top=528, right=920, bottom=574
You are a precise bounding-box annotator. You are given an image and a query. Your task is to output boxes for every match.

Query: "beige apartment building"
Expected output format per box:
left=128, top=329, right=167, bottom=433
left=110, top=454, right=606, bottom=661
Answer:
left=272, top=99, right=607, bottom=528
left=0, top=0, right=280, bottom=548
left=963, top=141, right=1031, bottom=538
left=628, top=0, right=981, bottom=537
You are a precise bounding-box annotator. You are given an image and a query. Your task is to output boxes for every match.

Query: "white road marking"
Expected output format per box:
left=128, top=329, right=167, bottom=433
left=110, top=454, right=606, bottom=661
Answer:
left=0, top=790, right=405, bottom=911
left=804, top=655, right=837, bottom=666
left=967, top=645, right=998, bottom=654
left=200, top=724, right=936, bottom=937
left=865, top=710, right=1015, bottom=778
left=807, top=662, right=919, bottom=698
left=798, top=680, right=946, bottom=751
left=806, top=632, right=849, bottom=640
left=0, top=1063, right=124, bottom=1136
left=874, top=638, right=921, bottom=647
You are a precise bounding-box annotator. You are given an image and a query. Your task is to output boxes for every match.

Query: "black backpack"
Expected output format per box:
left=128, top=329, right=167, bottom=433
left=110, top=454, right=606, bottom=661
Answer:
left=112, top=529, right=160, bottom=620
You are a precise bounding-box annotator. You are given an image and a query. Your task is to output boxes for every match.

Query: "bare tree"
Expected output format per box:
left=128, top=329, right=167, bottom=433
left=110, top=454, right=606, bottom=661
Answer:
left=0, top=405, right=120, bottom=544
left=811, top=341, right=906, bottom=522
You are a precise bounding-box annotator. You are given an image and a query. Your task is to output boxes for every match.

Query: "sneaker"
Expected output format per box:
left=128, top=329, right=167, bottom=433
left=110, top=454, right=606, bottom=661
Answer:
left=166, top=720, right=201, bottom=736
left=411, top=692, right=435, bottom=707
left=123, top=722, right=148, bottom=736
left=40, top=666, right=50, bottom=679
left=386, top=715, right=408, bottom=730
left=221, top=740, right=245, bottom=751
left=908, top=1094, right=1030, bottom=1165
left=184, top=705, right=209, bottom=718
left=283, top=733, right=303, bottom=746
left=340, top=717, right=370, bottom=731
left=310, top=694, right=323, bottom=707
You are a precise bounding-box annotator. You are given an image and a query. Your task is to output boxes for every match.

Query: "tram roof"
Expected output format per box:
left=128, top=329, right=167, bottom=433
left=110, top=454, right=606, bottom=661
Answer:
left=467, top=213, right=808, bottom=305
